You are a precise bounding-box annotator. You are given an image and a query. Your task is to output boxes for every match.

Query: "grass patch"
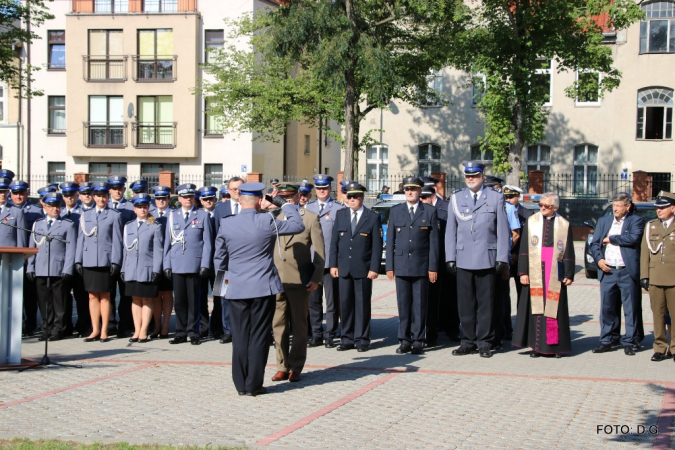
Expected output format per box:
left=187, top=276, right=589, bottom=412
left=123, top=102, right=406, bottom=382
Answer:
left=0, top=440, right=246, bottom=450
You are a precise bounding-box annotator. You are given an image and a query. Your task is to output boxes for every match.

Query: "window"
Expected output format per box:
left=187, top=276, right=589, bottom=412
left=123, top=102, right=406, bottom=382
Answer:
left=48, top=162, right=66, bottom=184
left=636, top=87, right=673, bottom=140
left=576, top=71, right=601, bottom=105
left=87, top=30, right=125, bottom=81
left=526, top=144, right=551, bottom=174
left=366, top=145, right=389, bottom=192
left=88, top=96, right=125, bottom=147
left=304, top=135, right=311, bottom=155
left=144, top=0, right=178, bottom=13
left=136, top=96, right=174, bottom=147
left=89, top=163, right=127, bottom=182
left=422, top=69, right=443, bottom=106
left=573, top=144, right=598, bottom=196
left=48, top=31, right=65, bottom=70
left=0, top=84, right=5, bottom=123
left=204, top=98, right=222, bottom=136
left=534, top=58, right=552, bottom=106
left=470, top=143, right=494, bottom=162
left=137, top=29, right=174, bottom=81
left=640, top=1, right=675, bottom=53
left=94, top=0, right=128, bottom=13
left=472, top=73, right=486, bottom=106
left=141, top=163, right=179, bottom=185
left=48, top=96, right=66, bottom=134
left=418, top=143, right=441, bottom=177
left=204, top=164, right=223, bottom=185
left=205, top=30, right=224, bottom=63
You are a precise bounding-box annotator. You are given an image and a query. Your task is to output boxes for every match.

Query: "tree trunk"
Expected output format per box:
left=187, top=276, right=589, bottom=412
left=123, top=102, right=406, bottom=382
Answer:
left=506, top=103, right=525, bottom=187
left=343, top=0, right=357, bottom=180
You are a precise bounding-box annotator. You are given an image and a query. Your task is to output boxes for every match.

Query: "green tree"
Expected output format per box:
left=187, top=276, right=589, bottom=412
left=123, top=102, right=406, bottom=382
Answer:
left=455, top=0, right=643, bottom=185
left=201, top=0, right=468, bottom=179
left=0, top=0, right=54, bottom=97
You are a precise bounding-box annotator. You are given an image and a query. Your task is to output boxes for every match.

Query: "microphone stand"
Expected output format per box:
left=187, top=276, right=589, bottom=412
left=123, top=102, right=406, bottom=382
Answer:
left=1, top=218, right=83, bottom=371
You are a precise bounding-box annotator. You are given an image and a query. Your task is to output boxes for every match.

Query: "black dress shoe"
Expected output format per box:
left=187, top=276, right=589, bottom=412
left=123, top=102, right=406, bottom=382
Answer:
left=651, top=352, right=667, bottom=362
left=100, top=337, right=112, bottom=343
left=396, top=344, right=412, bottom=354
left=246, top=387, right=267, bottom=397
left=38, top=335, right=48, bottom=342
left=219, top=334, right=232, bottom=344
left=190, top=337, right=201, bottom=345
left=623, top=346, right=635, bottom=356
left=632, top=343, right=642, bottom=350
left=452, top=346, right=477, bottom=356
left=169, top=336, right=187, bottom=344
left=48, top=335, right=63, bottom=342
left=337, top=343, right=355, bottom=351
left=530, top=351, right=542, bottom=358
left=307, top=337, right=323, bottom=347
left=411, top=345, right=424, bottom=355
left=325, top=338, right=337, bottom=348
left=356, top=345, right=369, bottom=352
left=425, top=340, right=437, bottom=348
left=138, top=337, right=151, bottom=343
left=84, top=335, right=100, bottom=342
left=129, top=337, right=139, bottom=343
left=159, top=334, right=169, bottom=339
left=479, top=347, right=492, bottom=358
left=592, top=344, right=613, bottom=353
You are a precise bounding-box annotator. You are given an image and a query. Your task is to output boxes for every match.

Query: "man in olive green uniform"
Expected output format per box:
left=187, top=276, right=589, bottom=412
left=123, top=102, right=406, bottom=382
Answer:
left=640, top=191, right=675, bottom=362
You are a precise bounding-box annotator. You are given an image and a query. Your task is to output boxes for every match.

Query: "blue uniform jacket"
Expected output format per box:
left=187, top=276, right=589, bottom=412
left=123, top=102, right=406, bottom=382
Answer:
left=122, top=218, right=165, bottom=282
left=445, top=187, right=510, bottom=270
left=385, top=202, right=439, bottom=276
left=213, top=204, right=305, bottom=300
left=590, top=212, right=645, bottom=282
left=109, top=199, right=136, bottom=223
left=28, top=216, right=76, bottom=277
left=0, top=203, right=27, bottom=247
left=75, top=207, right=124, bottom=267
left=163, top=207, right=213, bottom=273
left=213, top=200, right=237, bottom=235
left=329, top=206, right=383, bottom=278
left=306, top=198, right=345, bottom=268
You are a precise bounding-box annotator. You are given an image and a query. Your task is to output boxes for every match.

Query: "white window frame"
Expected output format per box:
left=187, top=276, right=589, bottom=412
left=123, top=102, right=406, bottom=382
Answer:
left=525, top=144, right=551, bottom=173
left=418, top=143, right=441, bottom=177
left=204, top=164, right=223, bottom=185
left=573, top=144, right=599, bottom=196
left=636, top=87, right=673, bottom=140
left=366, top=145, right=389, bottom=192
left=422, top=69, right=443, bottom=107
left=470, top=143, right=494, bottom=163
left=471, top=73, right=486, bottom=106
left=205, top=29, right=224, bottom=64
left=639, top=1, right=675, bottom=54
left=575, top=70, right=601, bottom=106
left=0, top=83, right=6, bottom=124
left=534, top=58, right=553, bottom=107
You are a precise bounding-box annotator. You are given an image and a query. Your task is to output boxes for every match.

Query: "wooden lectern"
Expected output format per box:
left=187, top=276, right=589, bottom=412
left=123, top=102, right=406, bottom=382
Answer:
left=0, top=247, right=38, bottom=364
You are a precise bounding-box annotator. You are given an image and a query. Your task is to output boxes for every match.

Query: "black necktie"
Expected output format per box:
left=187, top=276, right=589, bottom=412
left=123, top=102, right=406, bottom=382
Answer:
left=159, top=211, right=164, bottom=217
left=138, top=221, right=142, bottom=228
left=409, top=206, right=414, bottom=221
left=351, top=210, right=358, bottom=234
left=66, top=210, right=71, bottom=217
left=114, top=202, right=118, bottom=210
left=473, top=193, right=478, bottom=206
left=184, top=211, right=189, bottom=223
left=234, top=203, right=239, bottom=215
left=320, top=203, right=325, bottom=214
left=96, top=210, right=101, bottom=218
left=47, top=219, right=53, bottom=230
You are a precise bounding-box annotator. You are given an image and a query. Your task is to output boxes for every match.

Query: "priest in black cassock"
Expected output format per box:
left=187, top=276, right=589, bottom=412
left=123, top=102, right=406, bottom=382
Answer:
left=513, top=193, right=575, bottom=357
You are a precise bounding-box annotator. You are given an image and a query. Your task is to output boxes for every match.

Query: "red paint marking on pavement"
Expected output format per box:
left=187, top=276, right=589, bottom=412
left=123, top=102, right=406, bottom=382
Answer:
left=372, top=313, right=398, bottom=318
left=653, top=383, right=675, bottom=450
left=0, top=363, right=154, bottom=410
left=256, top=372, right=399, bottom=446
left=371, top=288, right=397, bottom=303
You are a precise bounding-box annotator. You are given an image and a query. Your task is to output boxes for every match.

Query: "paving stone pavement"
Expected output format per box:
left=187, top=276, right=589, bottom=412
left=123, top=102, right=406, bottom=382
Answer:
left=1, top=243, right=674, bottom=449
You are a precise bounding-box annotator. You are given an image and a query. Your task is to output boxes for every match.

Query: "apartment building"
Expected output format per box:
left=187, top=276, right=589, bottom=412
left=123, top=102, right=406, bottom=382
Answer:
left=357, top=1, right=675, bottom=196
left=5, top=0, right=340, bottom=188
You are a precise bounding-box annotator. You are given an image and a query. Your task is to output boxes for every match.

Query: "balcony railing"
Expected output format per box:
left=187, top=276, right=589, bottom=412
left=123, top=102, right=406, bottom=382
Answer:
left=83, top=56, right=127, bottom=82
left=133, top=56, right=177, bottom=82
left=132, top=122, right=177, bottom=148
left=84, top=122, right=128, bottom=148
left=71, top=0, right=198, bottom=14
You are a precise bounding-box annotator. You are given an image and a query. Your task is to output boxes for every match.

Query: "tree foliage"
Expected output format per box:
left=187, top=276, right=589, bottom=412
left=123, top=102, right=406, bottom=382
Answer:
left=201, top=0, right=468, bottom=179
left=454, top=0, right=643, bottom=185
left=0, top=0, right=54, bottom=97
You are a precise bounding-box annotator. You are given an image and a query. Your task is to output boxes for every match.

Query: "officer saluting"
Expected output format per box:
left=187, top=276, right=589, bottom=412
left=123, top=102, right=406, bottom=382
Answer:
left=446, top=161, right=510, bottom=358
left=163, top=183, right=213, bottom=345
left=386, top=176, right=439, bottom=355
left=329, top=182, right=382, bottom=351
left=0, top=177, right=27, bottom=247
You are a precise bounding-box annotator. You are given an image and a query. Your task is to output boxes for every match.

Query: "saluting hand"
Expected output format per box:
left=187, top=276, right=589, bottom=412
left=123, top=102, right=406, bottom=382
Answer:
left=367, top=271, right=378, bottom=280
left=429, top=271, right=437, bottom=283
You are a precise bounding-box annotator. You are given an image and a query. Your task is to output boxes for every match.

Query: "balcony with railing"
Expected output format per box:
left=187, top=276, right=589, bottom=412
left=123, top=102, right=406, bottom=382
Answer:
left=132, top=122, right=177, bottom=149
left=133, top=56, right=177, bottom=82
left=83, top=56, right=127, bottom=82
left=84, top=122, right=128, bottom=148
left=71, top=0, right=197, bottom=13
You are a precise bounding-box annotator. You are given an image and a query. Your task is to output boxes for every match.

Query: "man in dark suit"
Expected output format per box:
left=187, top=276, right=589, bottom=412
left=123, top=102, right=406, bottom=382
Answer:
left=590, top=192, right=645, bottom=355
left=329, top=182, right=382, bottom=352
left=386, top=176, right=439, bottom=355
left=505, top=186, right=534, bottom=302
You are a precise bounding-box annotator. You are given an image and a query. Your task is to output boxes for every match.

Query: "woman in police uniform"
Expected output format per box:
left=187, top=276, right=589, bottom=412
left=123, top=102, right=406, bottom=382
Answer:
left=122, top=194, right=164, bottom=342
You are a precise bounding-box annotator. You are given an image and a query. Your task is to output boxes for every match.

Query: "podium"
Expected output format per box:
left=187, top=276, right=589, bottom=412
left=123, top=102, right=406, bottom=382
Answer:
left=0, top=247, right=38, bottom=364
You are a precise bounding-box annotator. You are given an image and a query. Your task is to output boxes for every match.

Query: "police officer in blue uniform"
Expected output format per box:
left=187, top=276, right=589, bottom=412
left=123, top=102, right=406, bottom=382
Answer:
left=329, top=182, right=382, bottom=351
left=298, top=180, right=314, bottom=208
left=305, top=174, right=345, bottom=347
left=163, top=183, right=214, bottom=345
left=130, top=179, right=157, bottom=216
left=79, top=182, right=96, bottom=210
left=0, top=169, right=15, bottom=180
left=27, top=192, right=77, bottom=341
left=37, top=186, right=58, bottom=210
left=386, top=176, right=440, bottom=354
left=149, top=185, right=174, bottom=339
left=446, top=161, right=510, bottom=358
left=213, top=182, right=305, bottom=396
left=198, top=185, right=222, bottom=340
left=0, top=177, right=27, bottom=248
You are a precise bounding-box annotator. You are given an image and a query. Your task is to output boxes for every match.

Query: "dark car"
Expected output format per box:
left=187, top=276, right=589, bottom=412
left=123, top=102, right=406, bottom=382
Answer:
left=583, top=203, right=657, bottom=279
left=371, top=194, right=406, bottom=270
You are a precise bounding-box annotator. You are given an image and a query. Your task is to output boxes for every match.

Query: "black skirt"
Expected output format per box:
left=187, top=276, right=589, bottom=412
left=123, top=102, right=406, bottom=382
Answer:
left=83, top=267, right=113, bottom=293
left=125, top=281, right=159, bottom=298
left=157, top=272, right=173, bottom=291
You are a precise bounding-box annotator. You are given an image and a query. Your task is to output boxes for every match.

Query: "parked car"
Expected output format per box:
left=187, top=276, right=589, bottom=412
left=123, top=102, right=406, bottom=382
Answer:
left=371, top=194, right=407, bottom=271
left=583, top=202, right=657, bottom=279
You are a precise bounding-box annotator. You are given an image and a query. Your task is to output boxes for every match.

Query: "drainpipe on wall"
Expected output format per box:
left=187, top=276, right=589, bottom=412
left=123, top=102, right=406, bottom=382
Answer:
left=26, top=0, right=32, bottom=182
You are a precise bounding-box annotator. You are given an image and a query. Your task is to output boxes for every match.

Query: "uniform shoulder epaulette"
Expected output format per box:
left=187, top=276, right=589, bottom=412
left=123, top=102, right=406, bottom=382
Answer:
left=452, top=188, right=462, bottom=194
left=334, top=201, right=344, bottom=206
left=124, top=219, right=136, bottom=226
left=306, top=200, right=318, bottom=205
left=490, top=187, right=500, bottom=192
left=61, top=217, right=74, bottom=224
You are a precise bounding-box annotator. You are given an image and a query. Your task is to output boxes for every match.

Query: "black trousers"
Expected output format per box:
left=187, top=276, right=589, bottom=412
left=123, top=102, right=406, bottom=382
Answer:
left=209, top=270, right=224, bottom=337
left=426, top=272, right=443, bottom=342
left=23, top=269, right=39, bottom=334
left=110, top=278, right=133, bottom=333
left=309, top=269, right=340, bottom=339
left=395, top=276, right=429, bottom=346
left=172, top=273, right=201, bottom=338
left=36, top=277, right=67, bottom=338
left=438, top=271, right=460, bottom=337
left=63, top=272, right=91, bottom=336
left=492, top=277, right=512, bottom=345
left=339, top=276, right=373, bottom=346
left=457, top=267, right=496, bottom=349
left=198, top=275, right=212, bottom=337
left=230, top=296, right=275, bottom=393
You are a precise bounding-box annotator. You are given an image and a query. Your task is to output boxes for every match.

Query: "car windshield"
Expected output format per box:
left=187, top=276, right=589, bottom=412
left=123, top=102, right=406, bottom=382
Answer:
left=372, top=205, right=395, bottom=225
